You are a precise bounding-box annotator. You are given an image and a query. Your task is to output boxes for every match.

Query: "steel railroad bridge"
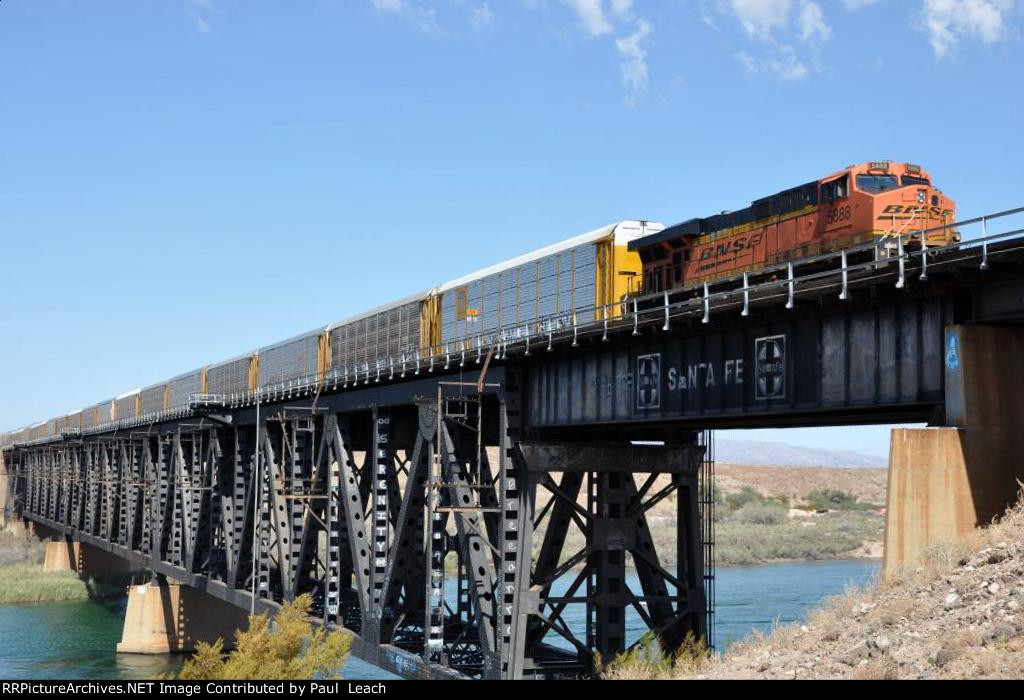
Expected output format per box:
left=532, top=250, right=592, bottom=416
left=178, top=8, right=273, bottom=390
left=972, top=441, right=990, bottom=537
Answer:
left=3, top=208, right=1024, bottom=679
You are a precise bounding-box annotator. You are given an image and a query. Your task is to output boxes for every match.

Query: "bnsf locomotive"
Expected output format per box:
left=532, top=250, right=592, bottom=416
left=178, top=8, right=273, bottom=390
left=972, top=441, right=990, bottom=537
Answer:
left=629, top=161, right=956, bottom=293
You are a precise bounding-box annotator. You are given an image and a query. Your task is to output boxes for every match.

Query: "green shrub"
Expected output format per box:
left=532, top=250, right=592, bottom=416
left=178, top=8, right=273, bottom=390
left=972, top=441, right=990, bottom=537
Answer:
left=806, top=489, right=877, bottom=511
left=714, top=511, right=884, bottom=566
left=720, top=485, right=787, bottom=517
left=177, top=593, right=351, bottom=680
left=726, top=502, right=788, bottom=526
left=724, top=485, right=764, bottom=511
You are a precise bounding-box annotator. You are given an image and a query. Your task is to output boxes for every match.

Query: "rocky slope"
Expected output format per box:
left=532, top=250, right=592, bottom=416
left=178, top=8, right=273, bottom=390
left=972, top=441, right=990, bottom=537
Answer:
left=696, top=498, right=1024, bottom=680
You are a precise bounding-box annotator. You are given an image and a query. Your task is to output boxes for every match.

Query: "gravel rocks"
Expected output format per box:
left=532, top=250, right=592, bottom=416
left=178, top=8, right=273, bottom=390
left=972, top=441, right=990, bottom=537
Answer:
left=688, top=500, right=1024, bottom=680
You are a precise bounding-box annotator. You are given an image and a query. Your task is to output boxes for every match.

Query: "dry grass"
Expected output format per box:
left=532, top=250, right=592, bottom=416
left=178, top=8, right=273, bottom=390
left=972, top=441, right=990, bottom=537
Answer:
left=600, top=633, right=711, bottom=680
left=0, top=563, right=90, bottom=603
left=715, top=465, right=888, bottom=506
left=0, top=527, right=90, bottom=604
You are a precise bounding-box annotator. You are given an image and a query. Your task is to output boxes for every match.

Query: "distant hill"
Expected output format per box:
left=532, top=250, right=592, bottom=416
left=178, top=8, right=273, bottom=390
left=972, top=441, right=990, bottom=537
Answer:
left=713, top=439, right=887, bottom=469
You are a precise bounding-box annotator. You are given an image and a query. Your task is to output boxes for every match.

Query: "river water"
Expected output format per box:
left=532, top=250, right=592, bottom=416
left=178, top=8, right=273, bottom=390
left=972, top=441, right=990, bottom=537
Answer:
left=0, top=559, right=878, bottom=680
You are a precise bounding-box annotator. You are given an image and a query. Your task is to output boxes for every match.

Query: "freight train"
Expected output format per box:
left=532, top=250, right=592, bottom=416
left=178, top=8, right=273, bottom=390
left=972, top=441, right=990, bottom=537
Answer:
left=1, top=220, right=661, bottom=445
left=630, top=161, right=956, bottom=293
left=0, top=161, right=957, bottom=446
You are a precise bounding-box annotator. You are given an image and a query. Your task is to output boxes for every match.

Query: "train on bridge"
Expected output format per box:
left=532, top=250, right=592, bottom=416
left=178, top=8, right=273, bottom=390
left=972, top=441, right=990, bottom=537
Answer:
left=0, top=161, right=956, bottom=446
left=632, top=160, right=956, bottom=293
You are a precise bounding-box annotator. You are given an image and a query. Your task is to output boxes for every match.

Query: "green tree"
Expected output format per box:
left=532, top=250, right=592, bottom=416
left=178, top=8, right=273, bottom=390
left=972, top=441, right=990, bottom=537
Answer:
left=806, top=488, right=876, bottom=511
left=177, top=593, right=351, bottom=680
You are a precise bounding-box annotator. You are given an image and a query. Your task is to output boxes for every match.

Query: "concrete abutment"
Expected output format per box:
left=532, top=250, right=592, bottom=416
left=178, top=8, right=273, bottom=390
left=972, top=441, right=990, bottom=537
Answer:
left=117, top=582, right=251, bottom=654
left=41, top=538, right=136, bottom=578
left=884, top=324, right=1024, bottom=577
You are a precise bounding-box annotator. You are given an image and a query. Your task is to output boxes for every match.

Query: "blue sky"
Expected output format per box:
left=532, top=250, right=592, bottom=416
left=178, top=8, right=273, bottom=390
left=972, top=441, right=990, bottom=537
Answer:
left=1, top=0, right=1021, bottom=457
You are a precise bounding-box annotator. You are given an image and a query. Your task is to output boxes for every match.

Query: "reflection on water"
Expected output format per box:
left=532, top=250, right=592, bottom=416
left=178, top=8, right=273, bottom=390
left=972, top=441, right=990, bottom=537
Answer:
left=0, top=559, right=877, bottom=680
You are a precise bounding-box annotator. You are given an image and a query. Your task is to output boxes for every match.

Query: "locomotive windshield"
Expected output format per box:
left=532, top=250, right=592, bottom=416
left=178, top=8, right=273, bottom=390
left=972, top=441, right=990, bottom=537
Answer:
left=856, top=174, right=900, bottom=193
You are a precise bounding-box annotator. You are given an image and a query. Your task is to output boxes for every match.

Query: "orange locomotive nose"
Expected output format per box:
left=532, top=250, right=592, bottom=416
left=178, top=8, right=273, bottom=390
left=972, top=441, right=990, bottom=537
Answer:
left=872, top=182, right=957, bottom=246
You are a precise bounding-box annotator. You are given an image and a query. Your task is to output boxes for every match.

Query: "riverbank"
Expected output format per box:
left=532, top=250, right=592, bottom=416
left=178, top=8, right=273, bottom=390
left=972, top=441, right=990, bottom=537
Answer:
left=612, top=496, right=1024, bottom=680
left=714, top=510, right=883, bottom=566
left=533, top=465, right=887, bottom=568
left=0, top=529, right=90, bottom=604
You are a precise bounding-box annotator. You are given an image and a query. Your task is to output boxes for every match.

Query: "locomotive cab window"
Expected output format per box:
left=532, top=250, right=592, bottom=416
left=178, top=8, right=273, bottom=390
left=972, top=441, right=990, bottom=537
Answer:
left=821, top=175, right=849, bottom=202
left=856, top=174, right=900, bottom=193
left=902, top=175, right=931, bottom=187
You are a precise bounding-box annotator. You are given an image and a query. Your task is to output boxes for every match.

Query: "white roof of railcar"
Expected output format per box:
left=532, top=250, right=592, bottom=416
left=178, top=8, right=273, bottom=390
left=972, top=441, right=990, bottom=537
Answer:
left=168, top=367, right=205, bottom=382
left=326, top=291, right=428, bottom=333
left=207, top=351, right=256, bottom=371
left=259, top=327, right=327, bottom=354
left=435, top=220, right=663, bottom=294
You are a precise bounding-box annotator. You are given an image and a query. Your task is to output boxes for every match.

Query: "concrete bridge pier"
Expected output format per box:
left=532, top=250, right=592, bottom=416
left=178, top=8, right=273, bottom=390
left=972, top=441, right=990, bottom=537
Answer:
left=117, top=581, right=251, bottom=654
left=0, top=448, right=13, bottom=530
left=41, top=537, right=136, bottom=578
left=884, top=324, right=1024, bottom=577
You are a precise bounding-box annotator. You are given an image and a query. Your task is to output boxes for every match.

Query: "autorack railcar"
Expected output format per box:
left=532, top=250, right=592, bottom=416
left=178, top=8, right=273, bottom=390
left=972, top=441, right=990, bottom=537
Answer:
left=1, top=219, right=658, bottom=443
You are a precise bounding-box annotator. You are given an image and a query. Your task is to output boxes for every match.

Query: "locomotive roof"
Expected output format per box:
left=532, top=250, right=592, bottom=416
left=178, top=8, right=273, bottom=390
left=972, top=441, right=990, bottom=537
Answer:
left=630, top=178, right=821, bottom=251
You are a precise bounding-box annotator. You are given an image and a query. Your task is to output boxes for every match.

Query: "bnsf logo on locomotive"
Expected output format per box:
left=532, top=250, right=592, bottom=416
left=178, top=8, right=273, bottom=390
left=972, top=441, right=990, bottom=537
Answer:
left=698, top=231, right=764, bottom=261
left=877, top=204, right=954, bottom=219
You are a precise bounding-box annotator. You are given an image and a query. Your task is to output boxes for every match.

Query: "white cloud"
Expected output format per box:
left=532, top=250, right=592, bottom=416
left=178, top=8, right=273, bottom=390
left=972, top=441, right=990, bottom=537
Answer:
left=730, top=0, right=793, bottom=39
left=186, top=0, right=214, bottom=33
left=713, top=0, right=831, bottom=80
left=610, top=0, right=634, bottom=18
left=842, top=0, right=884, bottom=9
left=468, top=2, right=495, bottom=30
left=562, top=0, right=615, bottom=37
left=735, top=46, right=808, bottom=79
left=921, top=0, right=1017, bottom=59
left=549, top=1, right=657, bottom=105
left=616, top=19, right=653, bottom=104
left=371, top=0, right=442, bottom=35
left=797, top=0, right=831, bottom=44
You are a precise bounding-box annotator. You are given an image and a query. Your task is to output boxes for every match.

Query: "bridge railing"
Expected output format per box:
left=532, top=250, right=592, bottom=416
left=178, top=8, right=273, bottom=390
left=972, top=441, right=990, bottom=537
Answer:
left=10, top=205, right=1024, bottom=441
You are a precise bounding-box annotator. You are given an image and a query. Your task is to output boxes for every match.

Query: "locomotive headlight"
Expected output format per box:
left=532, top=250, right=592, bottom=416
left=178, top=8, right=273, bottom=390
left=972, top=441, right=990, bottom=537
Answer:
left=917, top=190, right=926, bottom=204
